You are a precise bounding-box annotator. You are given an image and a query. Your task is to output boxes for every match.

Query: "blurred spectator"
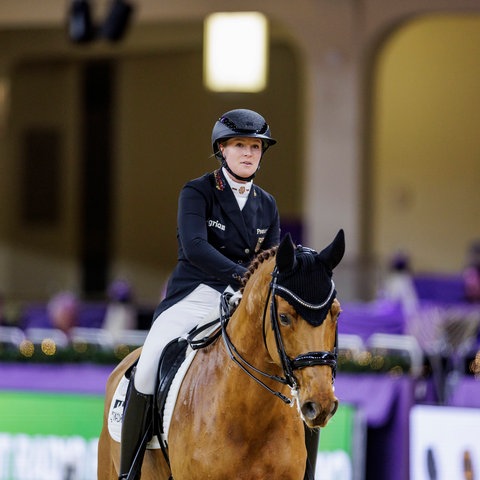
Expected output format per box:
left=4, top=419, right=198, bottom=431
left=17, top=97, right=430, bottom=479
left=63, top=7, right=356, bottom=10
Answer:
left=379, top=250, right=419, bottom=318
left=102, top=278, right=137, bottom=339
left=47, top=291, right=80, bottom=335
left=463, top=240, right=480, bottom=302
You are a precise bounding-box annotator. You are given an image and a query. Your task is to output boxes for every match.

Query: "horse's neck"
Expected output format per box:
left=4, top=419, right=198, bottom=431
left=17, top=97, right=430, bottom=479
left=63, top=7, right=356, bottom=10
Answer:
left=226, top=270, right=274, bottom=369
left=216, top=258, right=287, bottom=392
left=215, top=299, right=292, bottom=431
left=227, top=304, right=267, bottom=360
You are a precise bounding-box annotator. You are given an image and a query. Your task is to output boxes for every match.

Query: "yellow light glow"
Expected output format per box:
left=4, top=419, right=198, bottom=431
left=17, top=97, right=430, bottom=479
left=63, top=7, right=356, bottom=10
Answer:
left=204, top=12, right=268, bottom=92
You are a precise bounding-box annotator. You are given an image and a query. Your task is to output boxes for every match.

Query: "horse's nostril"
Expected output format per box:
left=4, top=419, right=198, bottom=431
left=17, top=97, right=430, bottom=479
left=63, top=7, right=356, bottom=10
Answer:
left=301, top=401, right=319, bottom=421
left=301, top=398, right=339, bottom=427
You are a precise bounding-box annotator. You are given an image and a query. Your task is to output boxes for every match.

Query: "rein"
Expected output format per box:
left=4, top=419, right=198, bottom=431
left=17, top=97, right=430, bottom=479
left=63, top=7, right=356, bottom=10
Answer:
left=219, top=293, right=293, bottom=405
left=218, top=269, right=338, bottom=406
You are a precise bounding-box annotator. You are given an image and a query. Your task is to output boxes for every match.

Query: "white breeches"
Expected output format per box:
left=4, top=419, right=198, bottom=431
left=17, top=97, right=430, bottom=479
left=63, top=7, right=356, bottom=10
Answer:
left=134, top=284, right=221, bottom=394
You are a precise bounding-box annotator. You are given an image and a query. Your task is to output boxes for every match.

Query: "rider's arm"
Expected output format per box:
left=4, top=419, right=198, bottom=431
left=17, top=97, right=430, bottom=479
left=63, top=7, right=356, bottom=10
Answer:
left=177, top=184, right=247, bottom=289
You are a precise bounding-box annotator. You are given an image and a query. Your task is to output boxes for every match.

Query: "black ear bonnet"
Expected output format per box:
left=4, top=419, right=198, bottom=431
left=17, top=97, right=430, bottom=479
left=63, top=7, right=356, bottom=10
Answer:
left=273, top=230, right=345, bottom=326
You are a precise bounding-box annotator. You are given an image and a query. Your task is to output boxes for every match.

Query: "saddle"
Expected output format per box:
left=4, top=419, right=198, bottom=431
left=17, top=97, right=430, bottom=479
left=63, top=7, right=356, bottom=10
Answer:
left=156, top=338, right=189, bottom=438
left=154, top=292, right=237, bottom=429
left=154, top=319, right=223, bottom=466
left=117, top=293, right=235, bottom=469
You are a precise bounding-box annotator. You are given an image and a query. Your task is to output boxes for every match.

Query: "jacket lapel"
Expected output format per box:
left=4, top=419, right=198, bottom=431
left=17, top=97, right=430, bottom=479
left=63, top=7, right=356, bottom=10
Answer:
left=213, top=170, right=254, bottom=245
left=241, top=186, right=260, bottom=240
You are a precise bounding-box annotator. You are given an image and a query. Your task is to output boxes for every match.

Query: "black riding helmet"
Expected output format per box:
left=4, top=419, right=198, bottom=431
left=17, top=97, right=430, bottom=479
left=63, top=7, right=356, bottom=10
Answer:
left=212, top=109, right=277, bottom=181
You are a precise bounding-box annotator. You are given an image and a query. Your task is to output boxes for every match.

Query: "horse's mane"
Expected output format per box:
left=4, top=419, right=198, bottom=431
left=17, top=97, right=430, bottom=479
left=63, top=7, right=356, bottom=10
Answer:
left=240, top=246, right=278, bottom=293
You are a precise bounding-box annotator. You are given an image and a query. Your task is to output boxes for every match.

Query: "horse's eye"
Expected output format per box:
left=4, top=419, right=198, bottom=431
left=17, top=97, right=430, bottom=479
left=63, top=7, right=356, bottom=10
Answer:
left=279, top=313, right=291, bottom=326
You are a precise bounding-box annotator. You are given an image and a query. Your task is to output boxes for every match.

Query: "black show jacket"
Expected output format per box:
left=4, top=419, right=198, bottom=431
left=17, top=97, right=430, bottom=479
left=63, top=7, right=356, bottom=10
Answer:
left=153, top=169, right=280, bottom=319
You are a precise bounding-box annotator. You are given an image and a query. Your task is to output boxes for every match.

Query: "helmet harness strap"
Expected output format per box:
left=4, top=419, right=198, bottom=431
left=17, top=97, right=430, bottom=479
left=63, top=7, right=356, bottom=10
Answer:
left=220, top=154, right=260, bottom=182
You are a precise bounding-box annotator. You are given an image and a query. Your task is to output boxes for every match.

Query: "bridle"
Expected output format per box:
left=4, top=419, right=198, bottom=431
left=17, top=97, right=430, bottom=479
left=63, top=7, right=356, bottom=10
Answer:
left=219, top=266, right=338, bottom=406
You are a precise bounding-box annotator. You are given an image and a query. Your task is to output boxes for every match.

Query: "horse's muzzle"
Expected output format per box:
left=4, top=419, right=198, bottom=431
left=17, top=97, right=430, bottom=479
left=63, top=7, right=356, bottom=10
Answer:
left=301, top=396, right=339, bottom=428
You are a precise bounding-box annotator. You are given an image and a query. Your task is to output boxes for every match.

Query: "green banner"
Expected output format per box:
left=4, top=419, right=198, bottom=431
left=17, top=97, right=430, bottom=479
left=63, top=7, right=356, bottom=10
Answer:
left=0, top=392, right=363, bottom=480
left=317, top=402, right=364, bottom=480
left=0, top=391, right=104, bottom=438
left=319, top=402, right=355, bottom=455
left=0, top=391, right=104, bottom=480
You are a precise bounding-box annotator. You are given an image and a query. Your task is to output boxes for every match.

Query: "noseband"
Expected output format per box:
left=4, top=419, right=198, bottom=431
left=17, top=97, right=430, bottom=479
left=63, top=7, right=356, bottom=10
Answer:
left=219, top=267, right=338, bottom=406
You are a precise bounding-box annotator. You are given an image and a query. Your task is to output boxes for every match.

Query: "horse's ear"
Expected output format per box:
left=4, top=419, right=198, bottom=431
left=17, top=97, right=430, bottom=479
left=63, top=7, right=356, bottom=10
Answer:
left=276, top=233, right=296, bottom=272
left=318, top=229, right=345, bottom=271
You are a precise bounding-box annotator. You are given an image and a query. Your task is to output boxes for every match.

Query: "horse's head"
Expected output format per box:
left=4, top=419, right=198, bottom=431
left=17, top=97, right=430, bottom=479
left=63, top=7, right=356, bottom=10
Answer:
left=264, top=229, right=345, bottom=428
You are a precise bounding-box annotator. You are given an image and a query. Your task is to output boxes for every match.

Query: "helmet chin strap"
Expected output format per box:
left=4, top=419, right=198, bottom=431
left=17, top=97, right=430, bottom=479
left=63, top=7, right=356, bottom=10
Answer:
left=222, top=159, right=258, bottom=182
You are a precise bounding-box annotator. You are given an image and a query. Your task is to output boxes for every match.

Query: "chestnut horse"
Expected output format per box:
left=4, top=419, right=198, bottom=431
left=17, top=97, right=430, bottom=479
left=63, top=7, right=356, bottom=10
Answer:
left=98, top=230, right=345, bottom=480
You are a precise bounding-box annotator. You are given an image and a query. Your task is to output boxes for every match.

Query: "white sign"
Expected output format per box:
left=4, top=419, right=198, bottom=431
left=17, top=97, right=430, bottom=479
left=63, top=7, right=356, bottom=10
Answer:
left=0, top=434, right=98, bottom=480
left=410, top=405, right=480, bottom=480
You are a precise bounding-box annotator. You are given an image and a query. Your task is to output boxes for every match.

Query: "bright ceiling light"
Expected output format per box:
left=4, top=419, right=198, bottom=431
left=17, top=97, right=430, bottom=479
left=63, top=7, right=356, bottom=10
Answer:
left=204, top=12, right=268, bottom=93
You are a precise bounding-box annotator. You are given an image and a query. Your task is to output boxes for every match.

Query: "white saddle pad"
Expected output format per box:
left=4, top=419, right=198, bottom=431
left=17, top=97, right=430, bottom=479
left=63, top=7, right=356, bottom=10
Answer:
left=107, top=348, right=198, bottom=449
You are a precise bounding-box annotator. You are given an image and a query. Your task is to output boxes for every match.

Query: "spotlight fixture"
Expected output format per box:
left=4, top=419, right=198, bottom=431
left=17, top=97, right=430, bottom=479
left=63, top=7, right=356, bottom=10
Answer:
left=204, top=12, right=268, bottom=92
left=101, top=0, right=134, bottom=42
left=68, top=0, right=95, bottom=43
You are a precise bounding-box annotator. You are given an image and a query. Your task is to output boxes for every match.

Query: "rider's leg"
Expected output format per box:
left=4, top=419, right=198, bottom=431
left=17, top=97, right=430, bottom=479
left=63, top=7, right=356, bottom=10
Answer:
left=134, top=284, right=221, bottom=393
left=304, top=426, right=320, bottom=480
left=118, top=285, right=221, bottom=479
left=118, top=372, right=152, bottom=480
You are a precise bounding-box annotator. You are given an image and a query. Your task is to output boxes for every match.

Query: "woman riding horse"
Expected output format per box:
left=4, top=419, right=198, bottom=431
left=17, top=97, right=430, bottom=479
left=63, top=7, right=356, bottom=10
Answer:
left=98, top=229, right=345, bottom=480
left=118, top=108, right=282, bottom=479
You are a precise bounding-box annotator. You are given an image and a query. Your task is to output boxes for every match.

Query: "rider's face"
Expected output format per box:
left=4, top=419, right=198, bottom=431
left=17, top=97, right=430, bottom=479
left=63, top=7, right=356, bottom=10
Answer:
left=220, top=137, right=262, bottom=182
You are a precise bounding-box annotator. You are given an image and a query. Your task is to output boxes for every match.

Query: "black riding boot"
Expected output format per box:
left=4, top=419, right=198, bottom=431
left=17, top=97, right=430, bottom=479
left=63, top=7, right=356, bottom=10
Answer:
left=118, top=381, right=153, bottom=480
left=304, top=426, right=320, bottom=480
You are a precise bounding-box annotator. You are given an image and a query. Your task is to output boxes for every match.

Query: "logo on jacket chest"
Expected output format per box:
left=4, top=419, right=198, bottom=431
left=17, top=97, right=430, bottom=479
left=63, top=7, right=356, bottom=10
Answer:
left=208, top=219, right=226, bottom=231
